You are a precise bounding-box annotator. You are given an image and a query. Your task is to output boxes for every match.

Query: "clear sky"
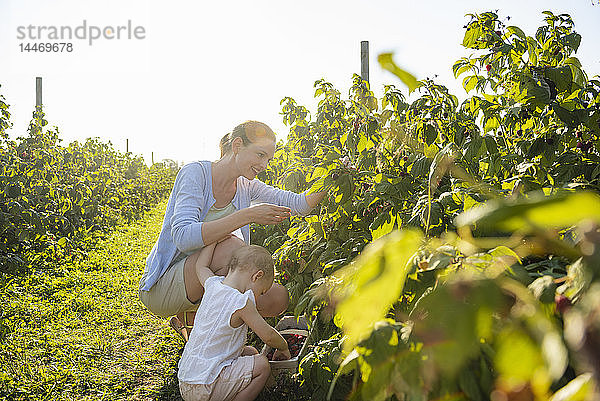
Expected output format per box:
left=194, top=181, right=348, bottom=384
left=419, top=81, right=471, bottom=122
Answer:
left=1, top=0, right=599, bottom=165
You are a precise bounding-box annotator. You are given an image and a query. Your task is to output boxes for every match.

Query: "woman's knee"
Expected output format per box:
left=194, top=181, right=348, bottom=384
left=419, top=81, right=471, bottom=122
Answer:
left=256, top=283, right=289, bottom=317
left=211, top=236, right=245, bottom=273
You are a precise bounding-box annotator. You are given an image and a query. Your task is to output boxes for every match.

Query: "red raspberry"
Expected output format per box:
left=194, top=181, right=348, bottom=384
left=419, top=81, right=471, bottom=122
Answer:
left=486, top=64, right=492, bottom=72
left=555, top=294, right=572, bottom=314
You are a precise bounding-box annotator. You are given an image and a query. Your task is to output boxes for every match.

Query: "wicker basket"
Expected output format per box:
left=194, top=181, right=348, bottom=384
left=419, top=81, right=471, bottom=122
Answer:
left=261, top=315, right=309, bottom=379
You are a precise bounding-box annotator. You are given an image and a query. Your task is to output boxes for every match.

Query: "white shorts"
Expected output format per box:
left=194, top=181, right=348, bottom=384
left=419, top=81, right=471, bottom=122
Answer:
left=179, top=355, right=254, bottom=401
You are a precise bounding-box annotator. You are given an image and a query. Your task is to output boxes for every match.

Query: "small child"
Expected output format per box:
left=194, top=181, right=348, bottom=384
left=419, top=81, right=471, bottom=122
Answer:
left=177, top=242, right=291, bottom=401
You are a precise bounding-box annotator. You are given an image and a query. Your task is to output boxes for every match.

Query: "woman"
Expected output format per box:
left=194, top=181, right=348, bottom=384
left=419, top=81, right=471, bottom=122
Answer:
left=139, top=121, right=325, bottom=341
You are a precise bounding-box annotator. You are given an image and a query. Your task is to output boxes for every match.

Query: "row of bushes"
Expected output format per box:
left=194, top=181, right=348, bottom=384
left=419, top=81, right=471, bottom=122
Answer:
left=251, top=10, right=600, bottom=400
left=0, top=91, right=179, bottom=275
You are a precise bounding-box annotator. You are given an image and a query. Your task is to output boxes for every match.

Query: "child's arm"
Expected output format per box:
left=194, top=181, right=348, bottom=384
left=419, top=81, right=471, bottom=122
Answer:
left=195, top=242, right=217, bottom=286
left=238, top=300, right=291, bottom=360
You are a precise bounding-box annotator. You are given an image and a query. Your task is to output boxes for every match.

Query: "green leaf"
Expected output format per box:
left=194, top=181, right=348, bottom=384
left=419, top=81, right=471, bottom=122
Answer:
left=459, top=369, right=483, bottom=401
left=334, top=229, right=422, bottom=351
left=370, top=209, right=396, bottom=240
left=483, top=116, right=499, bottom=133
left=484, top=135, right=498, bottom=154
left=544, top=66, right=572, bottom=93
left=564, top=33, right=581, bottom=53
left=378, top=53, right=419, bottom=93
left=455, top=191, right=600, bottom=232
left=452, top=60, right=471, bottom=78
left=424, top=124, right=437, bottom=145
left=553, top=104, right=579, bottom=127
left=463, top=75, right=478, bottom=93
left=495, top=326, right=546, bottom=387
left=506, top=26, right=526, bottom=40
left=526, top=37, right=538, bottom=66
left=462, top=246, right=521, bottom=275
left=526, top=137, right=546, bottom=158
left=463, top=24, right=482, bottom=49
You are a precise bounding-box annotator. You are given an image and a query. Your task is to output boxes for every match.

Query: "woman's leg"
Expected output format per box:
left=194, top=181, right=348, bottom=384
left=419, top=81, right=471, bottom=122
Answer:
left=256, top=283, right=289, bottom=317
left=182, top=236, right=246, bottom=303
left=175, top=236, right=246, bottom=338
left=179, top=235, right=290, bottom=336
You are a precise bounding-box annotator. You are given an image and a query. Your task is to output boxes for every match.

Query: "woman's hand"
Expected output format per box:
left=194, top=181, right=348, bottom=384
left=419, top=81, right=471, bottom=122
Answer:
left=246, top=203, right=291, bottom=225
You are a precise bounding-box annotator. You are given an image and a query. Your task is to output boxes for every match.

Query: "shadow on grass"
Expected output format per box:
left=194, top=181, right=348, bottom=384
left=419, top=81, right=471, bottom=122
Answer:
left=155, top=369, right=181, bottom=401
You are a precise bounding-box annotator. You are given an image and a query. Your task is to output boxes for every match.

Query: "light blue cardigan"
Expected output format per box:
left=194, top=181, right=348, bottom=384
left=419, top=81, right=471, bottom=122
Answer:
left=141, top=161, right=311, bottom=292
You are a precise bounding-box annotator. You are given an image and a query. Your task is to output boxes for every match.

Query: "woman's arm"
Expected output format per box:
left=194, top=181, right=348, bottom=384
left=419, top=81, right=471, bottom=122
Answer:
left=200, top=210, right=251, bottom=246
left=200, top=204, right=293, bottom=245
left=250, top=179, right=326, bottom=216
left=305, top=191, right=327, bottom=209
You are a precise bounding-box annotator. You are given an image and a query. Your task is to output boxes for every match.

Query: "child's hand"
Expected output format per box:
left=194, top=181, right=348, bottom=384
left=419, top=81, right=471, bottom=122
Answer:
left=273, top=348, right=291, bottom=361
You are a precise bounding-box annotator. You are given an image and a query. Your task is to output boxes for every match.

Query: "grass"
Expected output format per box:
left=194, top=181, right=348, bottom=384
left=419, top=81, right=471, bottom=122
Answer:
left=0, top=201, right=308, bottom=401
left=1, top=201, right=183, bottom=400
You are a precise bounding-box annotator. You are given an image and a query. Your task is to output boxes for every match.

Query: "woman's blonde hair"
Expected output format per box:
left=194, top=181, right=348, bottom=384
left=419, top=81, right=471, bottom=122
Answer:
left=219, top=121, right=276, bottom=157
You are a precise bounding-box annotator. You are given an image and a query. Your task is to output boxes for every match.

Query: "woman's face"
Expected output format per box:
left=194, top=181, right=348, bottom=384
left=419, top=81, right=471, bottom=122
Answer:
left=234, top=137, right=276, bottom=180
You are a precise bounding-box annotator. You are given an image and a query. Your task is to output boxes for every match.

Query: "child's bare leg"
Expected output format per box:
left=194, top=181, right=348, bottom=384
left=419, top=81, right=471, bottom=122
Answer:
left=242, top=346, right=258, bottom=356
left=232, top=354, right=270, bottom=401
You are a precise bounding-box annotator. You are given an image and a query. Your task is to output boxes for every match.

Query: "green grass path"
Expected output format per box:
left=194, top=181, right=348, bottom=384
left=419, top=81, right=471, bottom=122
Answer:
left=1, top=201, right=183, bottom=400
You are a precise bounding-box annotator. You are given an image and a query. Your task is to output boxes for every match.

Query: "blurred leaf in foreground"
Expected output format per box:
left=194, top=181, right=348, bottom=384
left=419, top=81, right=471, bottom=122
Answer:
left=378, top=53, right=420, bottom=93
left=334, top=229, right=422, bottom=352
left=455, top=191, right=600, bottom=232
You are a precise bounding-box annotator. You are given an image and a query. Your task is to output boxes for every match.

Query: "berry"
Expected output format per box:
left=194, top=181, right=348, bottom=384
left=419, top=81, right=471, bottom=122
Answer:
left=555, top=294, right=571, bottom=314
left=576, top=131, right=583, bottom=139
left=443, top=112, right=448, bottom=119
left=516, top=129, right=522, bottom=136
left=486, top=64, right=492, bottom=72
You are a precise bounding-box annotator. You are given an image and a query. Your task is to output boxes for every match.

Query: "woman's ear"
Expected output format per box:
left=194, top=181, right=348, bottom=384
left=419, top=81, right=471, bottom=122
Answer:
left=231, top=136, right=244, bottom=155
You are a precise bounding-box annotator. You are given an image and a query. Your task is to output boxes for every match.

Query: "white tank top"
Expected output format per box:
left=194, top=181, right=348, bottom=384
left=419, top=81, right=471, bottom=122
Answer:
left=177, top=276, right=255, bottom=384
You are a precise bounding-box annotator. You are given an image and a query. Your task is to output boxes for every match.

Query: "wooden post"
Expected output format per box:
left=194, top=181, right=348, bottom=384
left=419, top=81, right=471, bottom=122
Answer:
left=361, top=41, right=369, bottom=84
left=151, top=152, right=154, bottom=165
left=126, top=138, right=129, bottom=153
left=36, top=77, right=42, bottom=107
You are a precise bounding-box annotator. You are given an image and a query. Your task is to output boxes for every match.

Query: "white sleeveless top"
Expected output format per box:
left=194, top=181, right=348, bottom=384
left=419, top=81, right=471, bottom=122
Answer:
left=177, top=276, right=255, bottom=384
